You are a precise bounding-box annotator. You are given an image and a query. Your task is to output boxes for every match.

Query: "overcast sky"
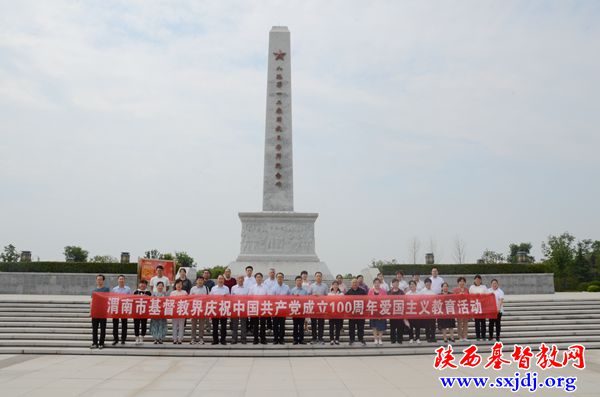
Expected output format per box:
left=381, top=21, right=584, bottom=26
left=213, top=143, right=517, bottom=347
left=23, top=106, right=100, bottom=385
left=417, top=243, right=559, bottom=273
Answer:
left=1, top=1, right=599, bottom=275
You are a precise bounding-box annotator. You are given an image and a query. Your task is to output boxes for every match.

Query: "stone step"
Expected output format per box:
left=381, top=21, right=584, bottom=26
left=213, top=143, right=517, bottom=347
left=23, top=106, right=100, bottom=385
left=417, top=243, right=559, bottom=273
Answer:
left=2, top=322, right=598, bottom=334
left=2, top=327, right=598, bottom=341
left=2, top=341, right=598, bottom=358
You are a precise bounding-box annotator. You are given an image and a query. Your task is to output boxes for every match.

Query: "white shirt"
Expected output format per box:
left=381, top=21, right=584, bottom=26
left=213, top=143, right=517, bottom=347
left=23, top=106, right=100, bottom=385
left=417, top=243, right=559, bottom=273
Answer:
left=244, top=276, right=256, bottom=288
left=269, top=283, right=290, bottom=295
left=150, top=275, right=170, bottom=292
left=263, top=278, right=277, bottom=290
left=430, top=276, right=444, bottom=294
left=469, top=284, right=488, bottom=294
left=231, top=285, right=249, bottom=295
left=301, top=280, right=311, bottom=289
left=489, top=287, right=505, bottom=313
left=413, top=280, right=425, bottom=292
left=419, top=287, right=437, bottom=296
left=398, top=280, right=409, bottom=292
left=190, top=285, right=209, bottom=295
left=209, top=285, right=230, bottom=295
left=405, top=290, right=419, bottom=296
left=380, top=280, right=389, bottom=292
left=249, top=283, right=269, bottom=295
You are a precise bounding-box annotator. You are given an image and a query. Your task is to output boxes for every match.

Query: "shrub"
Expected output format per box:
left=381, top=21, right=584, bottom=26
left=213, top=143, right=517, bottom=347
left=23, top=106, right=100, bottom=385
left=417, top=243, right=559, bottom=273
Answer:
left=377, top=263, right=550, bottom=276
left=0, top=261, right=136, bottom=274
left=587, top=285, right=600, bottom=292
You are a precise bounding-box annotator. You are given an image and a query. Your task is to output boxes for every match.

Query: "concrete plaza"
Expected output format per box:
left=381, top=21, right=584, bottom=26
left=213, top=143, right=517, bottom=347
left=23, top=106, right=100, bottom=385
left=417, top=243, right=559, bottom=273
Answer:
left=0, top=350, right=599, bottom=397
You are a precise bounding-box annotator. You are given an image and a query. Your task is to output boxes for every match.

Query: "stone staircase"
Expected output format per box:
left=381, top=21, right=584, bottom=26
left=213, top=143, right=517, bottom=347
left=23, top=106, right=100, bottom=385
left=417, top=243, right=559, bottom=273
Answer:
left=0, top=295, right=599, bottom=357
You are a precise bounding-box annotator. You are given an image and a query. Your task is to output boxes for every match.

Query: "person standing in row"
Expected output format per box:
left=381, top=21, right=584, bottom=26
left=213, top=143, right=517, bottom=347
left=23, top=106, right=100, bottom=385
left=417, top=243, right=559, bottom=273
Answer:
left=150, top=265, right=170, bottom=292
left=177, top=268, right=193, bottom=294
left=420, top=278, right=437, bottom=343
left=335, top=274, right=347, bottom=293
left=412, top=273, right=424, bottom=292
left=189, top=276, right=209, bottom=345
left=469, top=275, right=488, bottom=341
left=150, top=281, right=168, bottom=344
left=230, top=275, right=249, bottom=344
left=263, top=268, right=277, bottom=333
left=223, top=268, right=236, bottom=291
left=300, top=270, right=311, bottom=334
left=377, top=272, right=389, bottom=292
left=91, top=274, right=110, bottom=349
left=405, top=280, right=421, bottom=344
left=453, top=276, right=470, bottom=342
left=111, top=275, right=131, bottom=345
left=346, top=278, right=367, bottom=346
left=395, top=271, right=409, bottom=292
left=269, top=272, right=290, bottom=344
left=430, top=267, right=444, bottom=294
left=357, top=275, right=369, bottom=293
left=290, top=275, right=308, bottom=345
left=210, top=275, right=230, bottom=345
left=170, top=279, right=187, bottom=344
left=249, top=272, right=269, bottom=344
left=388, top=278, right=405, bottom=344
left=308, top=271, right=328, bottom=345
left=437, top=282, right=456, bottom=343
left=203, top=269, right=215, bottom=291
left=368, top=278, right=387, bottom=345
left=328, top=280, right=344, bottom=345
left=244, top=266, right=256, bottom=334
left=133, top=279, right=151, bottom=345
left=488, top=279, right=504, bottom=342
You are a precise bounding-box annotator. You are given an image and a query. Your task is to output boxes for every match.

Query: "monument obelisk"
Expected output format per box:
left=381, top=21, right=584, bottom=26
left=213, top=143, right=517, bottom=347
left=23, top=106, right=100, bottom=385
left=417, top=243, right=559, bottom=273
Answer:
left=229, top=26, right=331, bottom=278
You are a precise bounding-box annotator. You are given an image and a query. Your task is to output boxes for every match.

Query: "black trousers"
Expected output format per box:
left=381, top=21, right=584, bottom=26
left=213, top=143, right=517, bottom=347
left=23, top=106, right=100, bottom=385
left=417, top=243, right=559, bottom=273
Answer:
left=92, top=318, right=106, bottom=346
left=410, top=319, right=421, bottom=340
left=489, top=313, right=502, bottom=340
left=389, top=319, right=405, bottom=343
left=293, top=318, right=305, bottom=343
left=311, top=318, right=325, bottom=341
left=348, top=319, right=365, bottom=342
left=266, top=316, right=273, bottom=330
left=251, top=317, right=267, bottom=343
left=112, top=318, right=127, bottom=342
left=329, top=319, right=342, bottom=341
left=475, top=319, right=486, bottom=339
left=425, top=319, right=436, bottom=342
left=133, top=319, right=147, bottom=337
left=273, top=317, right=286, bottom=343
left=212, top=318, right=227, bottom=344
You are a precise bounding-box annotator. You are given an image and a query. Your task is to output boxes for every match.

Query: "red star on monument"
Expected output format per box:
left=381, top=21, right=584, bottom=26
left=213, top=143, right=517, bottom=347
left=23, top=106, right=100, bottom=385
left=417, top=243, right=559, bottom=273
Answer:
left=273, top=50, right=286, bottom=61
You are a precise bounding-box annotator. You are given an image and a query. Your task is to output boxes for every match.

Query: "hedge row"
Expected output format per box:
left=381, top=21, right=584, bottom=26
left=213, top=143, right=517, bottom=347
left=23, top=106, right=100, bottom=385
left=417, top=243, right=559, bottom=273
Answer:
left=378, top=263, right=550, bottom=275
left=0, top=262, right=137, bottom=274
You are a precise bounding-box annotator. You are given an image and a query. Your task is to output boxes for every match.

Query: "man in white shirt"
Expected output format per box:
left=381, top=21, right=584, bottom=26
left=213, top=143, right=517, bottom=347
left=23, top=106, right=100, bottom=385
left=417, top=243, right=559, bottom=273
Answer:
left=150, top=265, right=170, bottom=292
left=209, top=275, right=230, bottom=345
left=396, top=271, right=409, bottom=292
left=412, top=273, right=425, bottom=292
left=430, top=267, right=444, bottom=294
left=469, top=274, right=488, bottom=340
left=230, top=275, right=249, bottom=344
left=419, top=278, right=437, bottom=343
left=263, top=268, right=277, bottom=333
left=189, top=276, right=209, bottom=345
left=269, top=272, right=290, bottom=344
left=308, top=272, right=328, bottom=344
left=244, top=265, right=256, bottom=289
left=249, top=273, right=269, bottom=344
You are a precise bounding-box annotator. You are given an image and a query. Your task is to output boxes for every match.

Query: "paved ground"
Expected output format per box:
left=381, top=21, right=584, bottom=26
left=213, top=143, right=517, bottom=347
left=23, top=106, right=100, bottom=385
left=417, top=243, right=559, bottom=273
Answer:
left=0, top=350, right=598, bottom=397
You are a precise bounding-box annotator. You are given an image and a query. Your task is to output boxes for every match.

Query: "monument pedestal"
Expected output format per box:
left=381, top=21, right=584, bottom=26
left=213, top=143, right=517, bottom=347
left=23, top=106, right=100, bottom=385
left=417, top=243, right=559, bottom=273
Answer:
left=229, top=212, right=331, bottom=279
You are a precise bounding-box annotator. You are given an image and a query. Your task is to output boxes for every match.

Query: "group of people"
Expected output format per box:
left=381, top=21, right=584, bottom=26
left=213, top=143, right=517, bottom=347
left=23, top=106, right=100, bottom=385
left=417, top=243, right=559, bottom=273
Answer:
left=90, top=266, right=505, bottom=349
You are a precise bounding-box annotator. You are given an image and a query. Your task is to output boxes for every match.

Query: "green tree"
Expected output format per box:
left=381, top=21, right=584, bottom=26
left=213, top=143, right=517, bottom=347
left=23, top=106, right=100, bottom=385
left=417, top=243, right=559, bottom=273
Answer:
left=371, top=259, right=398, bottom=268
left=481, top=249, right=505, bottom=264
left=175, top=251, right=194, bottom=267
left=64, top=246, right=89, bottom=262
left=160, top=253, right=174, bottom=260
left=90, top=255, right=118, bottom=263
left=507, top=242, right=533, bottom=263
left=542, top=232, right=576, bottom=290
left=1, top=244, right=20, bottom=262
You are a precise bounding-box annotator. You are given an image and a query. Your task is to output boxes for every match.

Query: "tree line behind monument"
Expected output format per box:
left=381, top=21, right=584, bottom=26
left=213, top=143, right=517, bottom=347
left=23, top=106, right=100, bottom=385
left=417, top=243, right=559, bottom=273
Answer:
left=1, top=231, right=599, bottom=292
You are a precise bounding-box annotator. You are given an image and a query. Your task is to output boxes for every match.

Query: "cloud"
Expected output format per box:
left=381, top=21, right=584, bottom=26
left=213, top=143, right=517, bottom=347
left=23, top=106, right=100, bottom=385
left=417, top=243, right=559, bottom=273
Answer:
left=1, top=0, right=599, bottom=273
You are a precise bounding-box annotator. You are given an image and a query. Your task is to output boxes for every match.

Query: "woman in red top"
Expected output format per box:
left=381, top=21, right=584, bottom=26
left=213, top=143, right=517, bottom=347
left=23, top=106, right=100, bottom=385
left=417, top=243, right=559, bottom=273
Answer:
left=452, top=276, right=469, bottom=342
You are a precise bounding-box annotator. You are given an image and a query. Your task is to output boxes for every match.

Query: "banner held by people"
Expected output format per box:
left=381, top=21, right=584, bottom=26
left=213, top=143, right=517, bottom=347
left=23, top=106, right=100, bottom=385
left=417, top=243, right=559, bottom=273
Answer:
left=91, top=292, right=497, bottom=320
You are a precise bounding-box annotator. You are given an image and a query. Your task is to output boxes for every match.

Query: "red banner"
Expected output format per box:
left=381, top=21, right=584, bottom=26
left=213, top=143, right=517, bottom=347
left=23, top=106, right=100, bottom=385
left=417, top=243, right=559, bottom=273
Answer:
left=91, top=293, right=497, bottom=320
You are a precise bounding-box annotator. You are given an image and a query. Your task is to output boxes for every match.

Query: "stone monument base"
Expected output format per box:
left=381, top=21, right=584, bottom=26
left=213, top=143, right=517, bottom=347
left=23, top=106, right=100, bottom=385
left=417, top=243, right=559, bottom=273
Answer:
left=229, top=211, right=333, bottom=279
